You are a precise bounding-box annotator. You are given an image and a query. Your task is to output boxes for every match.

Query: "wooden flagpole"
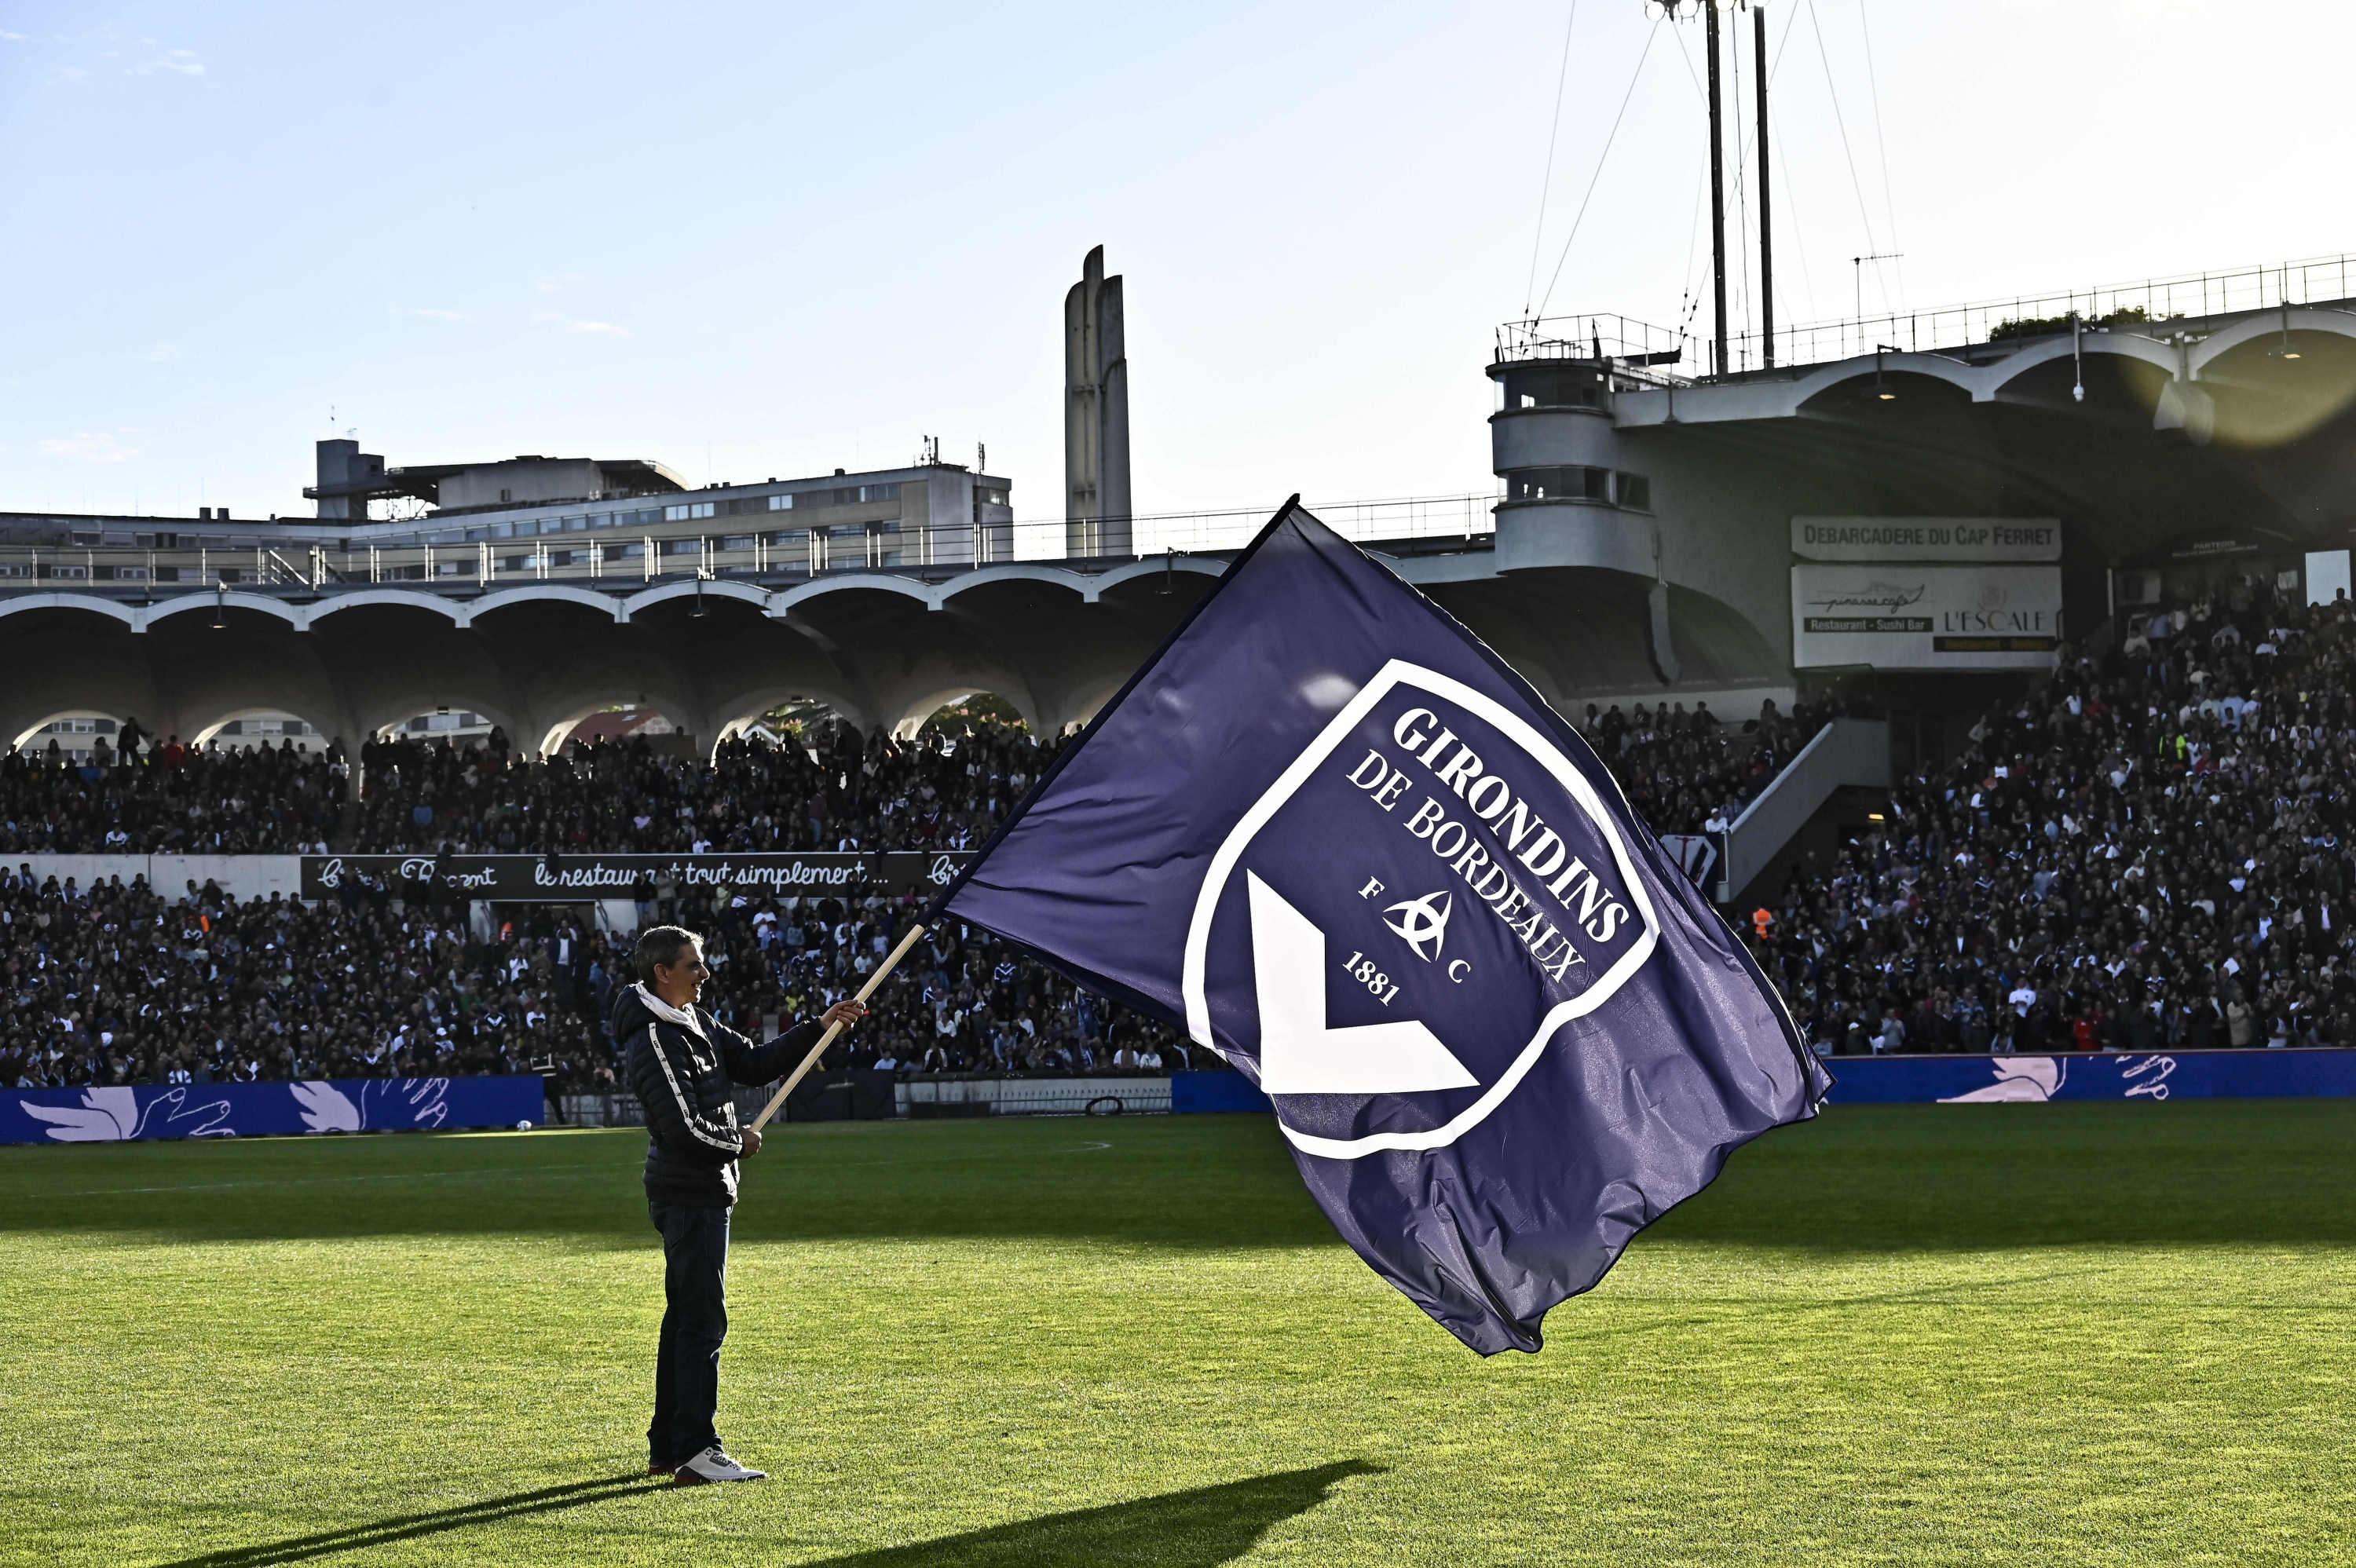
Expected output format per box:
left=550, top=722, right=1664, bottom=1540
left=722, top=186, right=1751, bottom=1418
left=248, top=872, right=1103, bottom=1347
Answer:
left=748, top=923, right=927, bottom=1132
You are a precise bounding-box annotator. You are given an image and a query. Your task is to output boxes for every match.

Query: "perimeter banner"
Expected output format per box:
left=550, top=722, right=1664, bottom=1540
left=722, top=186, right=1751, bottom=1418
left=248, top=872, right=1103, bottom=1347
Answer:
left=299, top=851, right=968, bottom=902
left=0, top=1076, right=545, bottom=1144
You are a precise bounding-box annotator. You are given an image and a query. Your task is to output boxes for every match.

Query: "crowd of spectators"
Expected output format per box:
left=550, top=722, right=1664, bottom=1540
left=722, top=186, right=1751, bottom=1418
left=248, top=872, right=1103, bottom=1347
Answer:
left=1, top=864, right=606, bottom=1094
left=27, top=575, right=2356, bottom=1087
left=351, top=719, right=1057, bottom=854
left=1575, top=695, right=1841, bottom=838
left=0, top=726, right=341, bottom=855
left=1753, top=575, right=2356, bottom=1058
left=6, top=696, right=1835, bottom=860
left=0, top=860, right=1190, bottom=1095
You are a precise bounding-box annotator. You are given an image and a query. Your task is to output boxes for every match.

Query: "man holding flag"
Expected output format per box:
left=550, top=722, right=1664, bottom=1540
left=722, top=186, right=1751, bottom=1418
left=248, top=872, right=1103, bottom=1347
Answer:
left=927, top=501, right=1829, bottom=1354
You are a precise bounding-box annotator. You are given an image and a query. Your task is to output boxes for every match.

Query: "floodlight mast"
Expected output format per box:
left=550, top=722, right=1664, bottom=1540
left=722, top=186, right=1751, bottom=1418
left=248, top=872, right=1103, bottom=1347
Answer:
left=1755, top=2, right=1772, bottom=368
left=1703, top=1, right=1728, bottom=378
left=1655, top=0, right=1758, bottom=377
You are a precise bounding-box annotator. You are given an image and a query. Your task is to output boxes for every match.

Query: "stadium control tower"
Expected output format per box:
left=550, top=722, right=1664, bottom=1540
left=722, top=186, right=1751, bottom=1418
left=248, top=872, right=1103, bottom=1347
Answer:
left=1064, top=245, right=1132, bottom=558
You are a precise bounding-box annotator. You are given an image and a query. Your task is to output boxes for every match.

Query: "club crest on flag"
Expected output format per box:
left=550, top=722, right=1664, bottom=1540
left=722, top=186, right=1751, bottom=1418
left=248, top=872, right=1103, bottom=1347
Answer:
left=1183, top=659, right=1660, bottom=1159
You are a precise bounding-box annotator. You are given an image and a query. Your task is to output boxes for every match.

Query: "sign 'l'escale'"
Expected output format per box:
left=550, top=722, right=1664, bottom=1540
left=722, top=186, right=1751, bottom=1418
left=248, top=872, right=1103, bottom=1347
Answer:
left=935, top=501, right=1831, bottom=1354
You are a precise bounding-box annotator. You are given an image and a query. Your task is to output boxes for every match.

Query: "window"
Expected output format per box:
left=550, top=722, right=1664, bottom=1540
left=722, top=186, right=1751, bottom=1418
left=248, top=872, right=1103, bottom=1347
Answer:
left=564, top=515, right=589, bottom=532
left=1615, top=473, right=1652, bottom=511
left=660, top=538, right=701, bottom=557
left=602, top=543, right=642, bottom=561
left=1508, top=466, right=1614, bottom=503
left=499, top=488, right=514, bottom=503
left=549, top=550, right=579, bottom=567
left=1500, top=366, right=1607, bottom=411
left=499, top=554, right=531, bottom=572
left=664, top=501, right=717, bottom=522
left=859, top=483, right=899, bottom=504
left=766, top=493, right=795, bottom=512
left=716, top=535, right=753, bottom=551
left=440, top=561, right=471, bottom=576
left=492, top=521, right=516, bottom=540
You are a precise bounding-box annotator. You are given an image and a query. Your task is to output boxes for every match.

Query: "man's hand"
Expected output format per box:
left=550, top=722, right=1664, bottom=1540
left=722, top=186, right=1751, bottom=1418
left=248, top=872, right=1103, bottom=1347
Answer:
left=822, top=1000, right=869, bottom=1032
left=739, top=1126, right=763, bottom=1158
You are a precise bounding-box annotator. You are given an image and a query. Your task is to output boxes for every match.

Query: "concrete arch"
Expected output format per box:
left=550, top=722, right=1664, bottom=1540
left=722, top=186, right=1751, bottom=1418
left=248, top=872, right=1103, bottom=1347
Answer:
left=770, top=573, right=938, bottom=616
left=622, top=579, right=771, bottom=619
left=357, top=696, right=528, bottom=752
left=1087, top=556, right=1228, bottom=599
left=532, top=693, right=706, bottom=760
left=709, top=682, right=879, bottom=744
left=888, top=683, right=1043, bottom=739
left=305, top=588, right=466, bottom=627
left=9, top=707, right=134, bottom=754
left=2189, top=307, right=2356, bottom=376
left=1790, top=351, right=1978, bottom=408
left=935, top=564, right=1093, bottom=606
left=1984, top=331, right=2182, bottom=395
left=0, top=592, right=140, bottom=629
left=188, top=706, right=338, bottom=751
left=140, top=592, right=306, bottom=632
left=459, top=583, right=624, bottom=627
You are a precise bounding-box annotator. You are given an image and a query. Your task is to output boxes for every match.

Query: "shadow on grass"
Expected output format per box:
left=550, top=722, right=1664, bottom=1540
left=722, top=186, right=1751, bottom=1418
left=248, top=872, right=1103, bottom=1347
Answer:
left=145, top=1461, right=1377, bottom=1568
left=804, top=1460, right=1381, bottom=1567
left=152, top=1473, right=667, bottom=1566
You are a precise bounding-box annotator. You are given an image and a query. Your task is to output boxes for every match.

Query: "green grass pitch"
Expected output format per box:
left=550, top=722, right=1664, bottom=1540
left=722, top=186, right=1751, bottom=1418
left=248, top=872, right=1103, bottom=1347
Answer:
left=2, top=1102, right=2351, bottom=1566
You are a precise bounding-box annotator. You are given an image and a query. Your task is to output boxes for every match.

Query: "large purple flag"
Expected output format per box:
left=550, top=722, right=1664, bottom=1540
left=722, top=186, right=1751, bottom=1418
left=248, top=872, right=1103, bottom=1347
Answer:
left=936, top=502, right=1831, bottom=1353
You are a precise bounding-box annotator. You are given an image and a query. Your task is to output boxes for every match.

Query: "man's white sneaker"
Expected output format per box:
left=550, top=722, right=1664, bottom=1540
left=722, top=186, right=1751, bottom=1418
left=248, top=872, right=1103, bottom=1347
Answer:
left=673, top=1446, right=766, bottom=1486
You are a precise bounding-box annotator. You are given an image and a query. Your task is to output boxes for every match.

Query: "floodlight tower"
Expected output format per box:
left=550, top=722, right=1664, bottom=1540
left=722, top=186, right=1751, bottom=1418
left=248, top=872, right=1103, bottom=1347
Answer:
left=1653, top=0, right=1771, bottom=375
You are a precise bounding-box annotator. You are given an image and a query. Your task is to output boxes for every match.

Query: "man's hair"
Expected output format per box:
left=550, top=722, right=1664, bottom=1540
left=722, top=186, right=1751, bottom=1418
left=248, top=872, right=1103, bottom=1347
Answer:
left=634, top=925, right=701, bottom=985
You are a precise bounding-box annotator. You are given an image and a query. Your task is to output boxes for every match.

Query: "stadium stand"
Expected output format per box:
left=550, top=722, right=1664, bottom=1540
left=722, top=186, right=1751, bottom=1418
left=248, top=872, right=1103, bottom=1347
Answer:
left=1752, top=576, right=2356, bottom=1058
left=0, top=864, right=1189, bottom=1094
left=6, top=701, right=1831, bottom=857
left=60, top=630, right=2315, bottom=1094
left=0, top=733, right=342, bottom=854
left=350, top=720, right=1059, bottom=854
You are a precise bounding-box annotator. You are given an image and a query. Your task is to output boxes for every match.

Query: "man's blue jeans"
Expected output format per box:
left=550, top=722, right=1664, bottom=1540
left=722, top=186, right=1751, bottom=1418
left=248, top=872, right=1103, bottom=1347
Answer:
left=649, top=1201, right=730, bottom=1466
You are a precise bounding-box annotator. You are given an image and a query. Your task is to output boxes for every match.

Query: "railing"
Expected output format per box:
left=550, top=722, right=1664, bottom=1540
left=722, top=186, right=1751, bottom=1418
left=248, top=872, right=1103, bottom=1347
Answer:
left=1530, top=251, right=2356, bottom=378
left=1712, top=717, right=1892, bottom=903
left=0, top=492, right=1502, bottom=596
left=1494, top=313, right=1694, bottom=384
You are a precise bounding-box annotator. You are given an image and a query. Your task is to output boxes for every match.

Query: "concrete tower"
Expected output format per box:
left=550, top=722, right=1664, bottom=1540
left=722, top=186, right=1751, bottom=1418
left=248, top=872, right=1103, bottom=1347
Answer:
left=1064, top=245, right=1132, bottom=556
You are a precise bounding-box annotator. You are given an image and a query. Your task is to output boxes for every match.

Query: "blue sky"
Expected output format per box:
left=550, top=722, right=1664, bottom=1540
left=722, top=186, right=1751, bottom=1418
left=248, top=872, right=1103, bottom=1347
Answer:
left=3, top=0, right=2352, bottom=524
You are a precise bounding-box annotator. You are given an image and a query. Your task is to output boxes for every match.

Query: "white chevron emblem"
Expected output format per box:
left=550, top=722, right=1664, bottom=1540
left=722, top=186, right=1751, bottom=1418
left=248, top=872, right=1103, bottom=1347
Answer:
left=1247, top=873, right=1478, bottom=1096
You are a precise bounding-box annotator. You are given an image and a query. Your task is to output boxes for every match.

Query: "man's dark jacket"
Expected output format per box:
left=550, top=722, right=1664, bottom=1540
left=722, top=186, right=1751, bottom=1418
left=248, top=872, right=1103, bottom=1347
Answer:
left=617, top=984, right=822, bottom=1208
